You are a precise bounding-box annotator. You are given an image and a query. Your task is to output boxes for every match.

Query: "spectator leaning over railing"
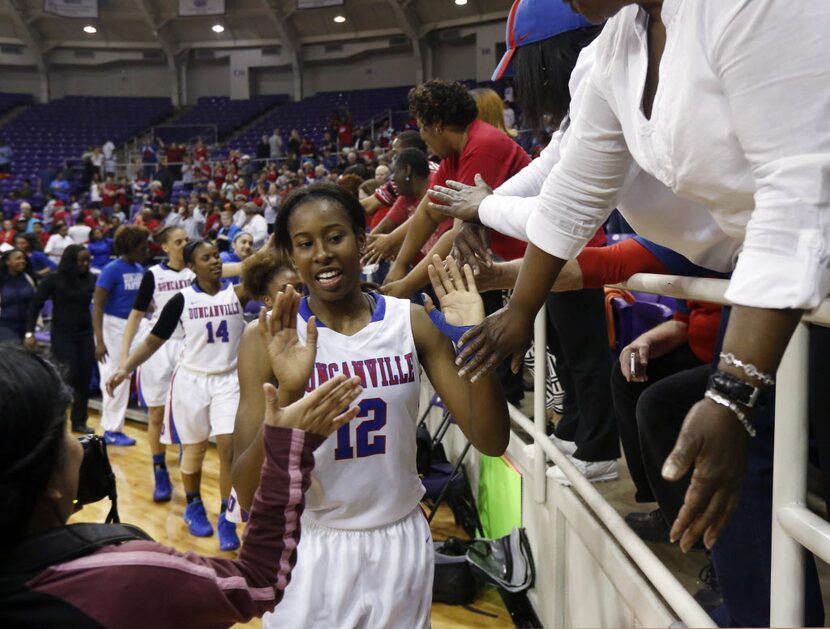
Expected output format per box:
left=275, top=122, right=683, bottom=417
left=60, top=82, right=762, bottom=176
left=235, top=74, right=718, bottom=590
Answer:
left=453, top=1, right=830, bottom=625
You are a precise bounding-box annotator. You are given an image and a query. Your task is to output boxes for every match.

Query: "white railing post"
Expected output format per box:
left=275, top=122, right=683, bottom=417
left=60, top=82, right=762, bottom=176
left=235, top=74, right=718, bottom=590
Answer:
left=533, top=305, right=547, bottom=504
left=770, top=321, right=810, bottom=627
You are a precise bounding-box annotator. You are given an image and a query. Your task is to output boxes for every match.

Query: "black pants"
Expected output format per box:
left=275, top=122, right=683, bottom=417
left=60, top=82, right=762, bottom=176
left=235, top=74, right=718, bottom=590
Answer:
left=481, top=290, right=524, bottom=406
left=51, top=332, right=95, bottom=426
left=546, top=289, right=619, bottom=461
left=610, top=345, right=705, bottom=523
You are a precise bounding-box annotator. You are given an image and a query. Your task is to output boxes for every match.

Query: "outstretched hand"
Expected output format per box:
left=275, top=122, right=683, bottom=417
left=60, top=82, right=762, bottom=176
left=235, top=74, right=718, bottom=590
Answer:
left=425, top=254, right=485, bottom=327
left=258, top=284, right=318, bottom=395
left=451, top=223, right=493, bottom=276
left=661, top=397, right=750, bottom=551
left=455, top=306, right=533, bottom=383
left=262, top=374, right=362, bottom=438
left=362, top=232, right=399, bottom=265
left=427, top=174, right=492, bottom=223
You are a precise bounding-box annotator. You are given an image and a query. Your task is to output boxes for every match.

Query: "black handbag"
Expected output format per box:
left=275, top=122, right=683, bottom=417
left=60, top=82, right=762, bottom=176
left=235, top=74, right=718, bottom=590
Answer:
left=75, top=435, right=120, bottom=523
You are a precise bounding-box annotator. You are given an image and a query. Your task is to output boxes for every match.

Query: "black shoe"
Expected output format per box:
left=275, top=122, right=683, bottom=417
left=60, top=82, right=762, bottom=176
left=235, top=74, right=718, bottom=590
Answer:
left=624, top=509, right=671, bottom=543
left=72, top=422, right=94, bottom=435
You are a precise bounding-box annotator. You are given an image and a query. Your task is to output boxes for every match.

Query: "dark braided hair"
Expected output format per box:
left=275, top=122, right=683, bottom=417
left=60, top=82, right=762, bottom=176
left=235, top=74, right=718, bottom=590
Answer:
left=0, top=347, right=72, bottom=550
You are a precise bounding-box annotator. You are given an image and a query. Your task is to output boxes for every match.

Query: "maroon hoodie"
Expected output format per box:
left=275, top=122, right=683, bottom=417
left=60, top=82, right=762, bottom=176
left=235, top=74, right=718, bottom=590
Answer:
left=21, top=425, right=322, bottom=628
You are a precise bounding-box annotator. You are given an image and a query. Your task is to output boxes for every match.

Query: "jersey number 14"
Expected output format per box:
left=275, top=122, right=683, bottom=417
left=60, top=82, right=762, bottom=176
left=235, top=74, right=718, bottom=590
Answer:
left=205, top=320, right=229, bottom=343
left=334, top=398, right=387, bottom=460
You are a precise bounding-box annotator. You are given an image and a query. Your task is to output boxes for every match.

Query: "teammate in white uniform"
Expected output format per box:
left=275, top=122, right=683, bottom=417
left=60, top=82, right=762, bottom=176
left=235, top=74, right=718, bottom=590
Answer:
left=232, top=184, right=511, bottom=628
left=109, top=240, right=247, bottom=552
left=120, top=226, right=193, bottom=503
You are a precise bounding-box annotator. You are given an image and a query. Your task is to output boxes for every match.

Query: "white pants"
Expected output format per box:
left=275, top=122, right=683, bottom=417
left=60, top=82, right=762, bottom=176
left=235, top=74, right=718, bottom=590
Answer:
left=263, top=508, right=433, bottom=629
left=137, top=337, right=183, bottom=408
left=161, top=366, right=239, bottom=445
left=98, top=314, right=146, bottom=432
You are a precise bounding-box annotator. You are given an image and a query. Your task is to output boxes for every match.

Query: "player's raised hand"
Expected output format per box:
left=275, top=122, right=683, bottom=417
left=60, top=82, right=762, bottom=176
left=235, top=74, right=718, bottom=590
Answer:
left=258, top=284, right=318, bottom=394
left=262, top=374, right=362, bottom=438
left=426, top=255, right=485, bottom=326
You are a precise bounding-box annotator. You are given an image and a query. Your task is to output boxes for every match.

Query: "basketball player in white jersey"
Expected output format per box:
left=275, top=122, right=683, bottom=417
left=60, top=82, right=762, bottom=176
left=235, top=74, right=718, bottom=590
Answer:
left=119, top=226, right=193, bottom=503
left=232, top=184, right=510, bottom=628
left=108, top=240, right=247, bottom=552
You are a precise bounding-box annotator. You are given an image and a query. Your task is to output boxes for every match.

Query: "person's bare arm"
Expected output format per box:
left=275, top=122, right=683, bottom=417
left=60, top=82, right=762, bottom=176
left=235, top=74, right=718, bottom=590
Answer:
left=361, top=195, right=383, bottom=216
left=385, top=194, right=441, bottom=282
left=92, top=285, right=109, bottom=362
left=619, top=319, right=689, bottom=382
left=106, top=334, right=165, bottom=394
left=412, top=257, right=509, bottom=455
left=231, top=320, right=276, bottom=510
left=472, top=258, right=585, bottom=293
left=381, top=227, right=456, bottom=298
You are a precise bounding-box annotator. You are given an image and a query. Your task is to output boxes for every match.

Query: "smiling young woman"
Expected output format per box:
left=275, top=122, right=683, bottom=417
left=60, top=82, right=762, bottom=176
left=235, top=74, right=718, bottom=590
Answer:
left=231, top=183, right=510, bottom=629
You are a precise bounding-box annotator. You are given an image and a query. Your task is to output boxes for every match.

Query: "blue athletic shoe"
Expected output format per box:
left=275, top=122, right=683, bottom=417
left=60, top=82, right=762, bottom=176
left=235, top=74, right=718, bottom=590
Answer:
left=217, top=512, right=240, bottom=551
left=183, top=499, right=214, bottom=537
left=152, top=467, right=172, bottom=503
left=103, top=431, right=136, bottom=447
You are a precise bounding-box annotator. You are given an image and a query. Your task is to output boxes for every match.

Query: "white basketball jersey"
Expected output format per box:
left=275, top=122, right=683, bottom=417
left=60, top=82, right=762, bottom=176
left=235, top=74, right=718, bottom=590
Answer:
left=178, top=283, right=245, bottom=374
left=149, top=263, right=195, bottom=340
left=297, top=293, right=425, bottom=530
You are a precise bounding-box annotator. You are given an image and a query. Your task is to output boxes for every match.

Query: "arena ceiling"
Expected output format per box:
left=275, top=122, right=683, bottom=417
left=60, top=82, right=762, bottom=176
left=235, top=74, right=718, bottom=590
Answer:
left=0, top=0, right=512, bottom=55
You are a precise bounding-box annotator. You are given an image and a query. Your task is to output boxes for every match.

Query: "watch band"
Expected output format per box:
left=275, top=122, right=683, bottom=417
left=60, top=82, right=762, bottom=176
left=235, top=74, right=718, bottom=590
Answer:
left=708, top=370, right=767, bottom=409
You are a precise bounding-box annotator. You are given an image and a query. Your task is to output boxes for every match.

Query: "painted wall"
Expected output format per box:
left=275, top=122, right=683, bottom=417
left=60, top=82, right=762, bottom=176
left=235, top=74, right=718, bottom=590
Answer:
left=0, top=65, right=41, bottom=96
left=49, top=63, right=170, bottom=99
left=302, top=50, right=417, bottom=95
left=186, top=60, right=231, bottom=103
left=431, top=39, right=477, bottom=82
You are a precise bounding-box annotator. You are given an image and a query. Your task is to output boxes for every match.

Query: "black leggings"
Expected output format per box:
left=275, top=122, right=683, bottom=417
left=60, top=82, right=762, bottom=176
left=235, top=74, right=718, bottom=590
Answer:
left=51, top=332, right=95, bottom=425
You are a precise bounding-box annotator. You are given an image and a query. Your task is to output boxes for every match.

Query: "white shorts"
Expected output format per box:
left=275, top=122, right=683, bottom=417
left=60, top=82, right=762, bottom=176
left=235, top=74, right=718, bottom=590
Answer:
left=263, top=508, right=433, bottom=629
left=137, top=338, right=183, bottom=408
left=161, top=366, right=239, bottom=445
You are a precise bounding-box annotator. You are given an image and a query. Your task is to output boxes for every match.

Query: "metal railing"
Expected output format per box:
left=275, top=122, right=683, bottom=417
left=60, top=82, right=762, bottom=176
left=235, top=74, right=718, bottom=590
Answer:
left=514, top=298, right=716, bottom=628
left=602, top=273, right=829, bottom=628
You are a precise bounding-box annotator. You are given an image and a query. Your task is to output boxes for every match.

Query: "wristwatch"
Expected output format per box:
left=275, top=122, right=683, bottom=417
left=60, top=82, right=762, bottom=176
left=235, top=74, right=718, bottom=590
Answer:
left=708, top=370, right=767, bottom=409
left=24, top=332, right=34, bottom=340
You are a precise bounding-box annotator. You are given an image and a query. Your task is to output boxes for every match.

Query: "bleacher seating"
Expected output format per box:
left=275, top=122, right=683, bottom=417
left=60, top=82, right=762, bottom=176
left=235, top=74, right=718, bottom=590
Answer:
left=172, top=94, right=289, bottom=141
left=0, top=95, right=172, bottom=197
left=0, top=92, right=33, bottom=120
left=226, top=85, right=412, bottom=155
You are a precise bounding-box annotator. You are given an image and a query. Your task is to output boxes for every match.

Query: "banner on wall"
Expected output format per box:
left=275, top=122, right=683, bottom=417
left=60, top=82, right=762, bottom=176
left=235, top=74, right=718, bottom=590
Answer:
left=297, top=0, right=344, bottom=8
left=43, top=0, right=99, bottom=18
left=178, top=0, right=226, bottom=17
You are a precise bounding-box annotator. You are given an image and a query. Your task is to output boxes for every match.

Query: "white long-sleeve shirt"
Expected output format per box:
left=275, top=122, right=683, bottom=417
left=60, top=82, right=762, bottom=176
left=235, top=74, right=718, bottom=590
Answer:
left=523, top=0, right=830, bottom=310
left=478, top=40, right=739, bottom=273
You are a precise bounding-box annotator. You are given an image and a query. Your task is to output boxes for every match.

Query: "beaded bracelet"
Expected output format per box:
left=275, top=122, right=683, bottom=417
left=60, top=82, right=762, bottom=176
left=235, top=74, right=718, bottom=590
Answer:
left=719, top=352, right=775, bottom=386
left=705, top=390, right=757, bottom=437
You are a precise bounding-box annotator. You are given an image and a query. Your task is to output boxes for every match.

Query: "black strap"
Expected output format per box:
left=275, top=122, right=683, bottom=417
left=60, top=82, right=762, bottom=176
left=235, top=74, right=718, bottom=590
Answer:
left=0, top=523, right=152, bottom=580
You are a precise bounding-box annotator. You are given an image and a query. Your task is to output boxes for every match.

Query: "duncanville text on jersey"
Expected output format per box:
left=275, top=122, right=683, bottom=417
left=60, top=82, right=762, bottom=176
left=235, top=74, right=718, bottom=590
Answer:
left=306, top=353, right=417, bottom=392
left=188, top=302, right=242, bottom=320
left=157, top=278, right=192, bottom=293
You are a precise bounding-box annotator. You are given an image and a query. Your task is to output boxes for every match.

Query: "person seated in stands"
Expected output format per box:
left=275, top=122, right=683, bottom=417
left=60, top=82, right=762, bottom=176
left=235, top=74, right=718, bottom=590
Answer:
left=87, top=227, right=113, bottom=272
left=240, top=202, right=268, bottom=250
left=256, top=135, right=271, bottom=163
left=0, top=219, right=15, bottom=246
left=377, top=119, right=394, bottom=149
left=359, top=140, right=375, bottom=162
left=101, top=174, right=118, bottom=216
left=181, top=155, right=194, bottom=191
left=285, top=152, right=300, bottom=173
left=299, top=137, right=316, bottom=160
left=193, top=137, right=209, bottom=162
left=49, top=173, right=70, bottom=204
left=287, top=129, right=301, bottom=155
left=319, top=130, right=336, bottom=154
left=12, top=202, right=38, bottom=232
left=220, top=231, right=253, bottom=285
left=0, top=345, right=362, bottom=627
left=18, top=179, right=33, bottom=201
left=31, top=221, right=49, bottom=249
left=2, top=191, right=21, bottom=222
left=269, top=128, right=283, bottom=160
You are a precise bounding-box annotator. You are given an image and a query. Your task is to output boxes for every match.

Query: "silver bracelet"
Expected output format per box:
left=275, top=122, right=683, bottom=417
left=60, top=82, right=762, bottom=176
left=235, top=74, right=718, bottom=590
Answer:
left=705, top=390, right=757, bottom=437
left=719, top=352, right=775, bottom=386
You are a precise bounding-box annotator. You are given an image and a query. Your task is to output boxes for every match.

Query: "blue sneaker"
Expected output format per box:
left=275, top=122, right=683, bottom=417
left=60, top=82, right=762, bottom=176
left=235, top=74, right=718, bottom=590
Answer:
left=217, top=512, right=240, bottom=551
left=183, top=499, right=213, bottom=537
left=152, top=467, right=172, bottom=503
left=104, top=431, right=136, bottom=447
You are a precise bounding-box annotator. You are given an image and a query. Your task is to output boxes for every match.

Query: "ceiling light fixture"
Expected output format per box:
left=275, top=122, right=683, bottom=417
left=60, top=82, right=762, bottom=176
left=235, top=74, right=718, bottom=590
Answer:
left=212, top=24, right=225, bottom=33
left=83, top=25, right=97, bottom=34
left=455, top=0, right=468, bottom=5
left=333, top=15, right=346, bottom=23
